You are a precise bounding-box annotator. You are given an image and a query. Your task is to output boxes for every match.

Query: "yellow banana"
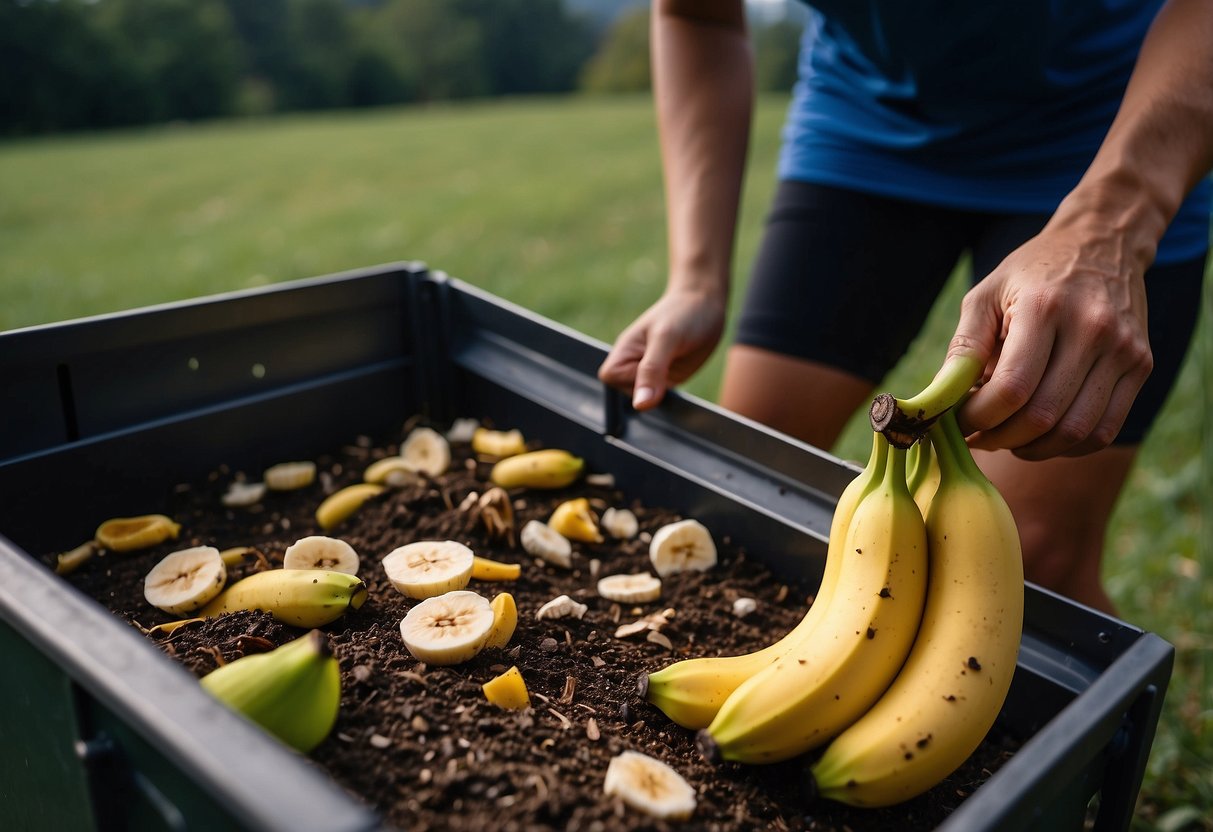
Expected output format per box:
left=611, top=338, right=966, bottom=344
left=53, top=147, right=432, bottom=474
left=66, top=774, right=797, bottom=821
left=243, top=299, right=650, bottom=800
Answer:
left=489, top=449, right=584, bottom=489
left=199, top=569, right=367, bottom=628
left=472, top=427, right=528, bottom=458
left=641, top=433, right=887, bottom=730
left=315, top=483, right=384, bottom=531
left=698, top=441, right=927, bottom=764
left=809, top=410, right=1024, bottom=807
left=200, top=630, right=341, bottom=753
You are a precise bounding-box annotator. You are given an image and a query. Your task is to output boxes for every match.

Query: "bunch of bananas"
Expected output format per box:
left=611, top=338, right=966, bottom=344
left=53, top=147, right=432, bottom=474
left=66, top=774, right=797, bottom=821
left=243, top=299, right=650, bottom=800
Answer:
left=643, top=357, right=1025, bottom=807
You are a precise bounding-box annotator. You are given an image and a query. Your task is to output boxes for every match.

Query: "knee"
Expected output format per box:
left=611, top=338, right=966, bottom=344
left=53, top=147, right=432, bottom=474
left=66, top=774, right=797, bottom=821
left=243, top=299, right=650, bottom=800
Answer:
left=1015, top=515, right=1113, bottom=613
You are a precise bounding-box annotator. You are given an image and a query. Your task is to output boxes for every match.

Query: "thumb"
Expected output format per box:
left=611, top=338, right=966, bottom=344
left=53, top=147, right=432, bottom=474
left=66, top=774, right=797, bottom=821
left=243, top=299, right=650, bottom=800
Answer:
left=948, top=286, right=1001, bottom=431
left=947, top=285, right=1000, bottom=370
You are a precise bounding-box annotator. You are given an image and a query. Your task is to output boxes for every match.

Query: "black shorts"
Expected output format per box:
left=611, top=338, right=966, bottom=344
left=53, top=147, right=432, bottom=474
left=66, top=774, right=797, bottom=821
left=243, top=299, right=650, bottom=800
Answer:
left=735, top=181, right=1208, bottom=444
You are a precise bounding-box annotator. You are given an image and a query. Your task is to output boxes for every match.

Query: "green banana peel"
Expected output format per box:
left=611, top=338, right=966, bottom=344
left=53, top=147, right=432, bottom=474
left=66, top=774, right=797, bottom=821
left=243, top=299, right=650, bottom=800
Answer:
left=869, top=355, right=983, bottom=448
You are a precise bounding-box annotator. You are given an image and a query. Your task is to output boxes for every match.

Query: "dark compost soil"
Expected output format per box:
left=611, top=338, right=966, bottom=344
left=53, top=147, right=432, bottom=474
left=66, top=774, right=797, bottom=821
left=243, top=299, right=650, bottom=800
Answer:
left=58, top=424, right=1017, bottom=831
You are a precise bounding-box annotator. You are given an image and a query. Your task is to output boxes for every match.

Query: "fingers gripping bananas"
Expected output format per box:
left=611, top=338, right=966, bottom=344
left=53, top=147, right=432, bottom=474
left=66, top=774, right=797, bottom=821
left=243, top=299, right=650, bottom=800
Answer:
left=809, top=410, right=1024, bottom=807
left=698, top=442, right=928, bottom=764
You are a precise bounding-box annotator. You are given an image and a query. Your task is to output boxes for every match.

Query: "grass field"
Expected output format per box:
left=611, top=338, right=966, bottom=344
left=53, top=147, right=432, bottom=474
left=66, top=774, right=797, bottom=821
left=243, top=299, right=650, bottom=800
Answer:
left=1, top=96, right=1209, bottom=829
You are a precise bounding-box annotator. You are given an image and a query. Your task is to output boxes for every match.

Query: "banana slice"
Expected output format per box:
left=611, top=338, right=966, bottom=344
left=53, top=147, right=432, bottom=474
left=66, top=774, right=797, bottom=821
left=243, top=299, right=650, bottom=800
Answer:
left=283, top=536, right=360, bottom=574
left=264, top=461, right=317, bottom=491
left=520, top=520, right=572, bottom=568
left=144, top=546, right=228, bottom=615
left=471, top=427, right=527, bottom=458
left=648, top=519, right=717, bottom=577
left=383, top=540, right=474, bottom=599
left=315, top=483, right=385, bottom=530
left=95, top=514, right=181, bottom=552
left=363, top=456, right=422, bottom=487
left=446, top=417, right=480, bottom=444
left=601, top=507, right=639, bottom=540
left=597, top=573, right=662, bottom=604
left=401, top=427, right=451, bottom=477
left=536, top=594, right=588, bottom=620
left=603, top=750, right=697, bottom=821
left=483, top=666, right=530, bottom=709
left=549, top=498, right=603, bottom=544
left=222, top=481, right=267, bottom=508
left=484, top=592, right=518, bottom=649
left=55, top=540, right=98, bottom=575
left=399, top=590, right=495, bottom=665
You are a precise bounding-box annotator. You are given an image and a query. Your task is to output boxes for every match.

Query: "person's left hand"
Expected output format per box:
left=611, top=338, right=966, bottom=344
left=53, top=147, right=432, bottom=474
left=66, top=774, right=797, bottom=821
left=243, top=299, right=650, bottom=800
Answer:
left=949, top=223, right=1154, bottom=460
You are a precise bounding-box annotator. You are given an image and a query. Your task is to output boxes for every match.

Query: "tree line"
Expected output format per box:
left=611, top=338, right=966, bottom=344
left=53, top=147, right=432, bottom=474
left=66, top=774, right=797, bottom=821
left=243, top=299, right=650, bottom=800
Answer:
left=1, top=0, right=803, bottom=136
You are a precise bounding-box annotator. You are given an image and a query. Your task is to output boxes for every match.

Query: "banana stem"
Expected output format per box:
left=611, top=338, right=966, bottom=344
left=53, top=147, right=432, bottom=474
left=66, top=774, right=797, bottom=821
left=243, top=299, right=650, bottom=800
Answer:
left=905, top=439, right=932, bottom=494
left=869, top=355, right=983, bottom=448
left=927, top=409, right=986, bottom=486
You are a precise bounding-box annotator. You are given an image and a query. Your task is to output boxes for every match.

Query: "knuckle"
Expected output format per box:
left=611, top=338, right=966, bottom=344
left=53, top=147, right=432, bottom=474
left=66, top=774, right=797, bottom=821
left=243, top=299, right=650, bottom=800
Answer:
left=989, top=372, right=1034, bottom=412
left=1083, top=305, right=1118, bottom=339
left=1089, top=418, right=1121, bottom=449
left=1031, top=286, right=1066, bottom=318
left=1021, top=401, right=1059, bottom=435
left=1055, top=417, right=1091, bottom=447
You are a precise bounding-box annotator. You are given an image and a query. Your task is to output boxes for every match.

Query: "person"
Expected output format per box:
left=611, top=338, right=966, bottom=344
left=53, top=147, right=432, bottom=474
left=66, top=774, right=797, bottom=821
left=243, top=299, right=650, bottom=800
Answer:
left=597, top=0, right=1213, bottom=614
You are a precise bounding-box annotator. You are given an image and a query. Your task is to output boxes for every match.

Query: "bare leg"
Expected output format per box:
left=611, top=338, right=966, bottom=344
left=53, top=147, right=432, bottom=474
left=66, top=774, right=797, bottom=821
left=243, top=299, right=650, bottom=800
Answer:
left=719, top=344, right=873, bottom=451
left=972, top=446, right=1136, bottom=615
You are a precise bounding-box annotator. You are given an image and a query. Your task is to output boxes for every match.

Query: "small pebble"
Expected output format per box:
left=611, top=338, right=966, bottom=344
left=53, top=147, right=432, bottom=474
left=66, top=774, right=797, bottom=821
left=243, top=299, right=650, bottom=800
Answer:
left=352, top=664, right=372, bottom=683
left=539, top=637, right=559, bottom=652
left=369, top=734, right=391, bottom=749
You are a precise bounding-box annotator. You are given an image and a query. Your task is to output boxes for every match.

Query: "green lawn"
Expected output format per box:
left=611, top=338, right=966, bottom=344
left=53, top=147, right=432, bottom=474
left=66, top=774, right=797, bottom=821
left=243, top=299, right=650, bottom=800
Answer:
left=1, top=95, right=1208, bottom=830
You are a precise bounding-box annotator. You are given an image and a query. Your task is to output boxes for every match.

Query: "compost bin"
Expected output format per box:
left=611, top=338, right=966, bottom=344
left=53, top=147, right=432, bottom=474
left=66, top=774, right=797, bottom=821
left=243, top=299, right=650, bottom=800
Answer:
left=0, top=263, right=1173, bottom=831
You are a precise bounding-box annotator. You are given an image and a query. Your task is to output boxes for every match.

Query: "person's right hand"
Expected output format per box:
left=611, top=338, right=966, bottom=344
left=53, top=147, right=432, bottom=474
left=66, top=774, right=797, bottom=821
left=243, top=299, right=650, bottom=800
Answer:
left=597, top=284, right=727, bottom=410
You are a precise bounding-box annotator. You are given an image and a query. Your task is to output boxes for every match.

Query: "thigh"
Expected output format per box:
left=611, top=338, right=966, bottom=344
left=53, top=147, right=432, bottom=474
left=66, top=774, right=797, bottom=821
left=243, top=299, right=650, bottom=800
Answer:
left=720, top=345, right=873, bottom=449
left=734, top=182, right=972, bottom=387
left=972, top=216, right=1208, bottom=445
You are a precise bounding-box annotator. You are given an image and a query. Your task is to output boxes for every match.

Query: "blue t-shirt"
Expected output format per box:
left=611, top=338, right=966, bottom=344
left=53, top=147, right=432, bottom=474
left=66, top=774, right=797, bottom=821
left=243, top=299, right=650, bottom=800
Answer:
left=779, top=0, right=1212, bottom=263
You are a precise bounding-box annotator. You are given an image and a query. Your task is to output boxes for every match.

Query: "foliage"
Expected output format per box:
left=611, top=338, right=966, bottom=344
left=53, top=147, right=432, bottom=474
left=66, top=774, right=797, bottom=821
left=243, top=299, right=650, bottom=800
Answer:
left=0, top=0, right=596, bottom=134
left=579, top=6, right=650, bottom=93
left=579, top=5, right=803, bottom=95
left=753, top=19, right=803, bottom=93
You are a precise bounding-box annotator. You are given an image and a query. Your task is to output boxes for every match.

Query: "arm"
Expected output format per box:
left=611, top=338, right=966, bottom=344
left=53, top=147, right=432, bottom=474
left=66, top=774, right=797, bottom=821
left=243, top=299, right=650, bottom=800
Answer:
left=951, top=0, right=1213, bottom=459
left=597, top=0, right=753, bottom=409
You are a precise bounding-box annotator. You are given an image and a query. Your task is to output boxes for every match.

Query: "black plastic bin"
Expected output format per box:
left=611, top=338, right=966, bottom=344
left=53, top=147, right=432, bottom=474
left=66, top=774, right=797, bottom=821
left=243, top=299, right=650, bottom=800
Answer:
left=0, top=263, right=1173, bottom=831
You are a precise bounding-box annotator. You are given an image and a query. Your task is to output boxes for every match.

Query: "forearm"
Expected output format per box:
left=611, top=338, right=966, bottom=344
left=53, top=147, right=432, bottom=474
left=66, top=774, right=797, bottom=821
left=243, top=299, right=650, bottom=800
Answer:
left=652, top=0, right=753, bottom=296
left=1053, top=0, right=1213, bottom=270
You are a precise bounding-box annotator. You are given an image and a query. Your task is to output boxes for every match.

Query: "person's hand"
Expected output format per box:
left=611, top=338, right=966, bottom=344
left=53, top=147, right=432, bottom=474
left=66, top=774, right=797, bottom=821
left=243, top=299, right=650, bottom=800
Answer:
left=597, top=284, right=727, bottom=410
left=950, top=224, right=1153, bottom=460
